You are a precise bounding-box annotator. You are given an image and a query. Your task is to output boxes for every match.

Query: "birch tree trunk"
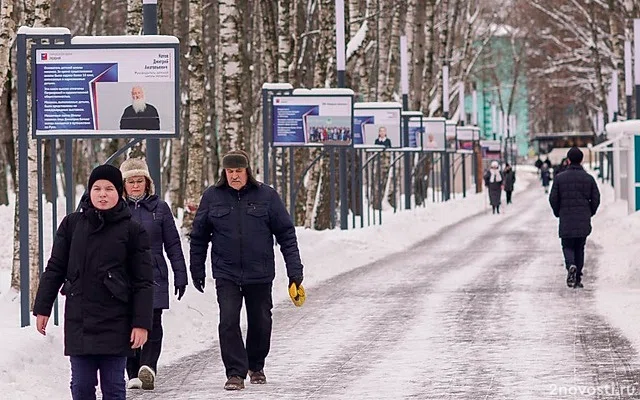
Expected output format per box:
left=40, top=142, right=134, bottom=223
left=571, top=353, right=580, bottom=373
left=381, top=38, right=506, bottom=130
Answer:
left=376, top=1, right=391, bottom=100
left=381, top=4, right=401, bottom=100
left=260, top=0, right=278, bottom=83
left=181, top=0, right=205, bottom=233
left=0, top=0, right=16, bottom=207
left=410, top=0, right=426, bottom=111
left=168, top=0, right=189, bottom=214
left=278, top=0, right=291, bottom=82
left=219, top=0, right=243, bottom=153
left=420, top=0, right=437, bottom=111
left=304, top=0, right=333, bottom=229
left=11, top=0, right=51, bottom=306
left=126, top=0, right=142, bottom=35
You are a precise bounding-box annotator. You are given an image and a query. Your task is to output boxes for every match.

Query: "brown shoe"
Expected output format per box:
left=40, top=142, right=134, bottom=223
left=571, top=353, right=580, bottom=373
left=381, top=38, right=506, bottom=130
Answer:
left=249, top=370, right=267, bottom=384
left=224, top=376, right=245, bottom=390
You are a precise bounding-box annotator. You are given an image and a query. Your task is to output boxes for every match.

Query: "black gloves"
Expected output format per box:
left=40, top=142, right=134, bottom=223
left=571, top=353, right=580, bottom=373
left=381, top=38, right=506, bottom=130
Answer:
left=289, top=276, right=303, bottom=288
left=193, top=278, right=206, bottom=293
left=174, top=285, right=186, bottom=300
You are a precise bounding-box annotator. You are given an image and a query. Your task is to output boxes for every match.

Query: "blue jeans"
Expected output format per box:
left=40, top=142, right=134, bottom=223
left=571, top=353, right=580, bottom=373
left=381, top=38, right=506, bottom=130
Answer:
left=70, top=355, right=127, bottom=400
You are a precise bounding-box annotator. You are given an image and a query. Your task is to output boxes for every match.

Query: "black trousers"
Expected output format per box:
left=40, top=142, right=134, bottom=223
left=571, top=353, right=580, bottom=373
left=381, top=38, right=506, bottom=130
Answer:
left=561, top=237, right=587, bottom=280
left=216, top=278, right=273, bottom=379
left=505, top=190, right=513, bottom=204
left=127, top=308, right=163, bottom=378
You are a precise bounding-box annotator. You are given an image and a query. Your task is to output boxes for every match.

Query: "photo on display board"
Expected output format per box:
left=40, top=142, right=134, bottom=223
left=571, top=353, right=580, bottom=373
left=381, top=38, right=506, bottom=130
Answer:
left=422, top=129, right=445, bottom=151
left=96, top=82, right=176, bottom=132
left=363, top=124, right=399, bottom=148
left=305, top=115, right=352, bottom=145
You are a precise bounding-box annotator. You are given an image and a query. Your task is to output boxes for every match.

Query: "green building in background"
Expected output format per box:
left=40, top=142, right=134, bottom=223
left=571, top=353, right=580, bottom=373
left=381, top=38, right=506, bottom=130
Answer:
left=470, top=26, right=529, bottom=159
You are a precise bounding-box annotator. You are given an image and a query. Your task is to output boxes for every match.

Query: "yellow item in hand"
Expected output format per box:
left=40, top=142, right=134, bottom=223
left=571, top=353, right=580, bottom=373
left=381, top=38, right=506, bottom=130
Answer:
left=288, top=282, right=306, bottom=307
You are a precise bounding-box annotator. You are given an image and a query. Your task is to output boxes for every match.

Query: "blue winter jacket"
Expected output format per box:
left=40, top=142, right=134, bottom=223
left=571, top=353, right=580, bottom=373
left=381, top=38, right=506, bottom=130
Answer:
left=189, top=181, right=303, bottom=285
left=127, top=195, right=188, bottom=309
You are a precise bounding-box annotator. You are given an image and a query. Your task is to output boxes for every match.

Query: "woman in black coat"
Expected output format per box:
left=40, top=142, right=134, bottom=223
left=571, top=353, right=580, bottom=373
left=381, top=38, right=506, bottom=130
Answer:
left=120, top=158, right=188, bottom=391
left=503, top=163, right=516, bottom=204
left=33, top=164, right=154, bottom=400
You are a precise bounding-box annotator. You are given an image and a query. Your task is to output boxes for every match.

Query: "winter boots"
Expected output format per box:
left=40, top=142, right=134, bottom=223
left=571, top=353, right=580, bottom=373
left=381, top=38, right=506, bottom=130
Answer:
left=138, top=365, right=156, bottom=390
left=249, top=370, right=267, bottom=384
left=566, top=265, right=577, bottom=287
left=224, top=376, right=245, bottom=390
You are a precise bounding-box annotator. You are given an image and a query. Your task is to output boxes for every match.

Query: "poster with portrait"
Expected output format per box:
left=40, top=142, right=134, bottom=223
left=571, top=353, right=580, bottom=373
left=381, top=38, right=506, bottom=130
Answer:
left=33, top=45, right=179, bottom=138
left=421, top=118, right=446, bottom=152
left=272, top=95, right=353, bottom=146
left=353, top=104, right=402, bottom=148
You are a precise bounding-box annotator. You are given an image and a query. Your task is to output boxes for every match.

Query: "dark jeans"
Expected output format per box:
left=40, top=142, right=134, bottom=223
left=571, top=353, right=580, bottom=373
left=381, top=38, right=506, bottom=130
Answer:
left=506, top=190, right=513, bottom=204
left=70, top=355, right=126, bottom=400
left=562, top=237, right=587, bottom=280
left=127, top=308, right=163, bottom=378
left=216, top=278, right=273, bottom=378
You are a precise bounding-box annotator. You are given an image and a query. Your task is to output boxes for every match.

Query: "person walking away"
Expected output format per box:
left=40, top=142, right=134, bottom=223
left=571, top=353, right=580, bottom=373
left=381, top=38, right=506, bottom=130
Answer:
left=503, top=163, right=516, bottom=204
left=549, top=147, right=600, bottom=288
left=33, top=164, right=154, bottom=400
left=541, top=164, right=551, bottom=193
left=189, top=150, right=305, bottom=391
left=120, top=158, right=188, bottom=391
left=484, top=160, right=504, bottom=214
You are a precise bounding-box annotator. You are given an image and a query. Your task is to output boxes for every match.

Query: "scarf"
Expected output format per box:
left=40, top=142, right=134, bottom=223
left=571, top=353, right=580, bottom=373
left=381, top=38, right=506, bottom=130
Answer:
left=489, top=169, right=502, bottom=183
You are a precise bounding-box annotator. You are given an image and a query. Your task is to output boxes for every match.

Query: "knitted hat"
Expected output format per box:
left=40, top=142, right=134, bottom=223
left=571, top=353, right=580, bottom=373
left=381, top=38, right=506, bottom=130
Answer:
left=490, top=160, right=499, bottom=169
left=120, top=157, right=155, bottom=195
left=88, top=164, right=124, bottom=198
left=567, top=147, right=583, bottom=164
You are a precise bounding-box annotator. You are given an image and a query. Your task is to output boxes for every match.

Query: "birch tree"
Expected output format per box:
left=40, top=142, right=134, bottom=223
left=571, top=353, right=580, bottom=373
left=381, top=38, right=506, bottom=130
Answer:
left=219, top=0, right=243, bottom=154
left=181, top=0, right=205, bottom=232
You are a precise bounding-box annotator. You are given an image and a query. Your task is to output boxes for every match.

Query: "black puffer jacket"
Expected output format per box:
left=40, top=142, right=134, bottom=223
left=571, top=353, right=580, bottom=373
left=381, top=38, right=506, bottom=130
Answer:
left=33, top=197, right=154, bottom=356
left=189, top=181, right=303, bottom=285
left=549, top=164, right=600, bottom=238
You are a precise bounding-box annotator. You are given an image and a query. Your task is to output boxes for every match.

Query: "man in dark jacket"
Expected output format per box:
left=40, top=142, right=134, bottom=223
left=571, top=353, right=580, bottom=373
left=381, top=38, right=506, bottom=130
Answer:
left=549, top=147, right=600, bottom=288
left=119, top=86, right=161, bottom=130
left=189, top=150, right=304, bottom=391
left=33, top=164, right=154, bottom=400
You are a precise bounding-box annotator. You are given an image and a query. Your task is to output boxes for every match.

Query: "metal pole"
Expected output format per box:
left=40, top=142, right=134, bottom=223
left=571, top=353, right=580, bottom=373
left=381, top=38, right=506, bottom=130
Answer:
left=376, top=153, right=381, bottom=224
left=289, top=148, right=295, bottom=221
left=51, top=139, right=59, bottom=326
left=262, top=89, right=270, bottom=185
left=281, top=148, right=287, bottom=207
left=143, top=0, right=162, bottom=195
left=351, top=148, right=357, bottom=228
left=329, top=149, right=336, bottom=228
left=462, top=154, right=467, bottom=198
left=17, top=33, right=30, bottom=327
left=339, top=148, right=348, bottom=229
left=37, top=139, right=44, bottom=290
left=392, top=153, right=397, bottom=213
left=634, top=20, right=640, bottom=119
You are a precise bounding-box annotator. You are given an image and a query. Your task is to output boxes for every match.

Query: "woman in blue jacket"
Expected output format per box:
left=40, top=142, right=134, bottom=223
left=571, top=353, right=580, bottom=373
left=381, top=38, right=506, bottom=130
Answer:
left=120, top=158, right=188, bottom=391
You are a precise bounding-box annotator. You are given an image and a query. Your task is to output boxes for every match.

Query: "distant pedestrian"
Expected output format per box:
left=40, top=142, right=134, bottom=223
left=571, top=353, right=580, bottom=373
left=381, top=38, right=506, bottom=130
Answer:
left=549, top=147, right=600, bottom=288
left=33, top=164, right=154, bottom=400
left=503, top=163, right=516, bottom=204
left=484, top=160, right=503, bottom=214
left=541, top=164, right=551, bottom=193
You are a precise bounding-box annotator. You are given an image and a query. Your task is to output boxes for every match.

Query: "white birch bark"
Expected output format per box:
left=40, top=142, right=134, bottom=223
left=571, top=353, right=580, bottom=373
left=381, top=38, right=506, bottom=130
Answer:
left=219, top=0, right=243, bottom=153
left=181, top=0, right=205, bottom=233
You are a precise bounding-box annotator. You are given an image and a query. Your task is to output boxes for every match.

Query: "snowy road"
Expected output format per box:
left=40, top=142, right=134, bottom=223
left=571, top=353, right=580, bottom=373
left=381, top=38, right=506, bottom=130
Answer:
left=130, top=184, right=640, bottom=399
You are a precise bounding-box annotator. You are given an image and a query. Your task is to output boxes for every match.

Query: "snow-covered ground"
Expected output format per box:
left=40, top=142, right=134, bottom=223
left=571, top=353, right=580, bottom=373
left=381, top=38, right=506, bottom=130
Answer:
left=0, top=165, right=634, bottom=399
